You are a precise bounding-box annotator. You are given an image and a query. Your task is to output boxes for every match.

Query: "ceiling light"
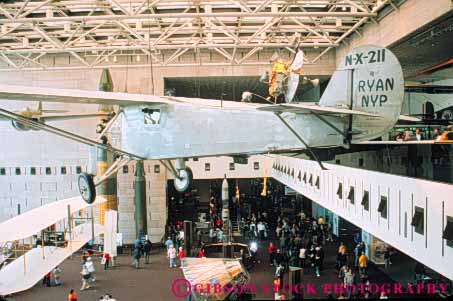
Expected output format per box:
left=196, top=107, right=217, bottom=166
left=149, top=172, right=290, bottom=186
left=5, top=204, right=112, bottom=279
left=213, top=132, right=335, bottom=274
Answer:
left=22, top=37, right=29, bottom=47
left=136, top=55, right=141, bottom=62
left=113, top=56, right=117, bottom=63
left=105, top=56, right=109, bottom=62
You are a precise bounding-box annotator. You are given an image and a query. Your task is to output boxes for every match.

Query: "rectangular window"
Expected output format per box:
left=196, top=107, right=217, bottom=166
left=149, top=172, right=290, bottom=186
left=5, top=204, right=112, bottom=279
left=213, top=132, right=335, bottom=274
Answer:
left=361, top=190, right=369, bottom=211
left=15, top=167, right=21, bottom=175
left=123, top=165, right=129, bottom=174
left=308, top=174, right=313, bottom=186
left=315, top=176, right=320, bottom=189
left=359, top=158, right=364, bottom=167
left=45, top=167, right=52, bottom=175
left=30, top=167, right=36, bottom=175
left=347, top=186, right=355, bottom=204
left=143, top=108, right=161, bottom=125
left=0, top=168, right=5, bottom=175
left=253, top=162, right=260, bottom=170
left=303, top=172, right=307, bottom=183
left=335, top=159, right=341, bottom=164
left=205, top=163, right=210, bottom=171
left=411, top=206, right=424, bottom=235
left=193, top=157, right=199, bottom=162
left=297, top=171, right=302, bottom=181
left=76, top=166, right=82, bottom=174
left=60, top=166, right=67, bottom=175
left=154, top=165, right=160, bottom=173
left=229, top=162, right=235, bottom=171
left=378, top=196, right=388, bottom=219
left=337, top=182, right=343, bottom=199
left=443, top=216, right=453, bottom=247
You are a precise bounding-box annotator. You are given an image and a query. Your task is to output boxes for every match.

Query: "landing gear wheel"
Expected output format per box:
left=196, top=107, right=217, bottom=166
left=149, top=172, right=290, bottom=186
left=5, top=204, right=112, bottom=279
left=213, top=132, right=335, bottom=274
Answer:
left=174, top=168, right=193, bottom=192
left=78, top=172, right=96, bottom=204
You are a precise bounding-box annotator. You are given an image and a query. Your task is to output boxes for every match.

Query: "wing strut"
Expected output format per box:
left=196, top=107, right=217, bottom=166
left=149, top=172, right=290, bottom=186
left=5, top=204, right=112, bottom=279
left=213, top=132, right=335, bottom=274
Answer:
left=274, top=112, right=328, bottom=170
left=0, top=107, right=145, bottom=160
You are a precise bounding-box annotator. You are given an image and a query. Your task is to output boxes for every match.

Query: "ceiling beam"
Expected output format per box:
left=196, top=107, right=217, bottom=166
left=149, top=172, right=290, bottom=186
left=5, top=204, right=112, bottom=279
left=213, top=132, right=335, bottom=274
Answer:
left=0, top=11, right=377, bottom=24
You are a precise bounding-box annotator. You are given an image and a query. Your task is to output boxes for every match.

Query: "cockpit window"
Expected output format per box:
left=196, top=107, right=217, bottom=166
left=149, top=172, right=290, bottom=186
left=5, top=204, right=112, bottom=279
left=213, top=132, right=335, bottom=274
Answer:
left=143, top=108, right=161, bottom=125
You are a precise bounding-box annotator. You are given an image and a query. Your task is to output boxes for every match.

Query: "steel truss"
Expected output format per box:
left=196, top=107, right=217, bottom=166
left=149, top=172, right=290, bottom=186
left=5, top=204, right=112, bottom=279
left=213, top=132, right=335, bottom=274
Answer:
left=0, top=0, right=391, bottom=70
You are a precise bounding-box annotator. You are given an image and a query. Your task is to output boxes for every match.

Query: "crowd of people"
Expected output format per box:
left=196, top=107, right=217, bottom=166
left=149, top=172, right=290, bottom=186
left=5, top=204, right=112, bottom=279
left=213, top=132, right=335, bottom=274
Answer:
left=394, top=127, right=452, bottom=142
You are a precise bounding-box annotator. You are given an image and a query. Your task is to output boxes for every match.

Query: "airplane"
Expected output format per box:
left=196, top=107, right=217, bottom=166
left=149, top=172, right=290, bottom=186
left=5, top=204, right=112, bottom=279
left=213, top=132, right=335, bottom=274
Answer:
left=0, top=45, right=406, bottom=204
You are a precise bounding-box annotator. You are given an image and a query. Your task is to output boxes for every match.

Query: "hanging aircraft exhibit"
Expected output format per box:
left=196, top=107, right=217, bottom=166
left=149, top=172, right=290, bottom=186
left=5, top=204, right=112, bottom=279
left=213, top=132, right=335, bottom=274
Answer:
left=0, top=45, right=409, bottom=204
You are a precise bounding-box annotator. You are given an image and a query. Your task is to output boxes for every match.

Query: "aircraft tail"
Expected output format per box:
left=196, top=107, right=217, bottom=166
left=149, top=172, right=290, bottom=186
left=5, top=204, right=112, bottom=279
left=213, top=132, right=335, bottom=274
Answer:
left=319, top=45, right=404, bottom=142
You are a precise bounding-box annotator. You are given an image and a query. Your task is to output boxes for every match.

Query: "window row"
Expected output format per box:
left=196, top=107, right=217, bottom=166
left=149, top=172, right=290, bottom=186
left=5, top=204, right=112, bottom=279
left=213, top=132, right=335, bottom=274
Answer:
left=273, top=163, right=320, bottom=189
left=335, top=182, right=453, bottom=246
left=0, top=166, right=82, bottom=176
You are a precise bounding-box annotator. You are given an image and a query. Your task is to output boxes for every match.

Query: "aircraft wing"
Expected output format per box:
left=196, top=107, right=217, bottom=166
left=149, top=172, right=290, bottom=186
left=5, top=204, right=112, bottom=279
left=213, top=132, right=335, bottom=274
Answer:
left=0, top=84, right=176, bottom=106
left=0, top=196, right=106, bottom=244
left=257, top=103, right=379, bottom=117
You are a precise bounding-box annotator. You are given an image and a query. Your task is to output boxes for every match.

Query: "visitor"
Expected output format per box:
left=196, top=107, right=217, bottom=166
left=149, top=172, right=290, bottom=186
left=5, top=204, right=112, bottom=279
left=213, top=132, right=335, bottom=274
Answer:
left=268, top=242, right=276, bottom=266
left=102, top=252, right=111, bottom=270
left=178, top=246, right=185, bottom=265
left=68, top=289, right=78, bottom=301
left=197, top=248, right=205, bottom=258
left=314, top=246, right=322, bottom=277
left=42, top=271, right=51, bottom=287
left=358, top=252, right=368, bottom=278
left=132, top=246, right=141, bottom=269
left=274, top=248, right=283, bottom=267
left=52, top=266, right=62, bottom=286
left=257, top=221, right=266, bottom=240
left=344, top=266, right=355, bottom=298
left=143, top=239, right=152, bottom=264
left=167, top=244, right=177, bottom=268
left=165, top=237, right=173, bottom=250
left=85, top=257, right=96, bottom=282
left=80, top=264, right=91, bottom=291
left=415, top=128, right=424, bottom=141
left=299, top=245, right=306, bottom=267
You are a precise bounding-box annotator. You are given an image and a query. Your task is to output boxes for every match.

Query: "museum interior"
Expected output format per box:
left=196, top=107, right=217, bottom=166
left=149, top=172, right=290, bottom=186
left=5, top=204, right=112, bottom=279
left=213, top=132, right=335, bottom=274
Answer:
left=0, top=0, right=453, bottom=300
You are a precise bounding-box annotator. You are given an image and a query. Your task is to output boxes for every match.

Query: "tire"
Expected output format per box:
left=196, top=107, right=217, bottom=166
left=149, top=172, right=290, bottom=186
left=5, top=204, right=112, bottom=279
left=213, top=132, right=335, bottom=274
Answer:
left=78, top=172, right=96, bottom=204
left=174, top=167, right=193, bottom=192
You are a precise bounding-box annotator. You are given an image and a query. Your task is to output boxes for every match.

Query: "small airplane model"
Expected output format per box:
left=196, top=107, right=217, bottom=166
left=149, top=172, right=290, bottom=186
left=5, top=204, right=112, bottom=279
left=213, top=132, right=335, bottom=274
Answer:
left=0, top=45, right=406, bottom=204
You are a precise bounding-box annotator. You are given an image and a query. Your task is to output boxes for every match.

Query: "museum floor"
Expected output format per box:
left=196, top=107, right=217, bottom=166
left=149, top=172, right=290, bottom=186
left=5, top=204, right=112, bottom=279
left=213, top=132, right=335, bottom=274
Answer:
left=7, top=236, right=401, bottom=301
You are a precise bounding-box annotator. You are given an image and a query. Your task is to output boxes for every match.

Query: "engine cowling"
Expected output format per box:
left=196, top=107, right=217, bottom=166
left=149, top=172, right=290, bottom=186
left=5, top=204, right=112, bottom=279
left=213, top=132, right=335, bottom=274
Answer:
left=11, top=119, right=39, bottom=131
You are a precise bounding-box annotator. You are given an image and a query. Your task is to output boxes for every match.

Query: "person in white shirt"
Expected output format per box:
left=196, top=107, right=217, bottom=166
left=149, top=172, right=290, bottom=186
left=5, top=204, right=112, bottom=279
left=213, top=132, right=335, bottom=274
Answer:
left=257, top=221, right=266, bottom=240
left=167, top=245, right=177, bottom=268
left=299, top=247, right=306, bottom=267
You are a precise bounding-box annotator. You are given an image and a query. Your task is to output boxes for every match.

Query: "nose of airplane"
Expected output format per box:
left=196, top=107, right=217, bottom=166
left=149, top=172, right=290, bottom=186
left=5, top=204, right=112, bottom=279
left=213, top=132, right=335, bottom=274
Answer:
left=99, top=68, right=113, bottom=92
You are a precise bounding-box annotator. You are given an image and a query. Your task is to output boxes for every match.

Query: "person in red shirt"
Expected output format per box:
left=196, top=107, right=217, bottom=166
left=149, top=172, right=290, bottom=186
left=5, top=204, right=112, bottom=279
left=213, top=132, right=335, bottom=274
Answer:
left=178, top=246, right=185, bottom=266
left=268, top=242, right=276, bottom=266
left=68, top=289, right=77, bottom=301
left=197, top=248, right=205, bottom=258
left=102, top=252, right=111, bottom=270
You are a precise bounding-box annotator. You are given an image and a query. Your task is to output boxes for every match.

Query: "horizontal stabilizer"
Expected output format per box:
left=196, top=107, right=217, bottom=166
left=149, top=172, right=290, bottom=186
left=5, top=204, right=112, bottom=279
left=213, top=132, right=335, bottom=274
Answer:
left=257, top=103, right=379, bottom=117
left=398, top=115, right=422, bottom=122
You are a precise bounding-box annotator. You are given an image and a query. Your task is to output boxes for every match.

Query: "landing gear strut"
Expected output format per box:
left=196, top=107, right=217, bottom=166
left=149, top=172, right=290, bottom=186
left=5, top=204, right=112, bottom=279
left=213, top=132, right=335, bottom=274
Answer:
left=160, top=158, right=193, bottom=193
